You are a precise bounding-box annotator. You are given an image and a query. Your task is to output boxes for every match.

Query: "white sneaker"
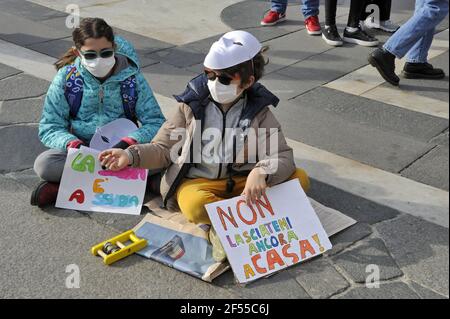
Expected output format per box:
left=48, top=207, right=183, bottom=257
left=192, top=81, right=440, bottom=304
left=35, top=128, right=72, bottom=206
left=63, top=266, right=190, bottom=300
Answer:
left=364, top=16, right=400, bottom=33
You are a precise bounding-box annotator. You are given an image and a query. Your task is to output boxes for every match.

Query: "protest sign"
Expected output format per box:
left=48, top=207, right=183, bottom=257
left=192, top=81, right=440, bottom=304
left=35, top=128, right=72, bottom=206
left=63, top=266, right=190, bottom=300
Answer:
left=55, top=146, right=147, bottom=215
left=205, top=179, right=332, bottom=283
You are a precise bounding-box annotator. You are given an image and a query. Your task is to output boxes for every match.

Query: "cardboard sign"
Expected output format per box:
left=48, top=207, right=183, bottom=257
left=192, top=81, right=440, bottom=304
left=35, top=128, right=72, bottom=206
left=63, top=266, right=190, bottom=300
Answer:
left=55, top=147, right=147, bottom=215
left=205, top=179, right=332, bottom=283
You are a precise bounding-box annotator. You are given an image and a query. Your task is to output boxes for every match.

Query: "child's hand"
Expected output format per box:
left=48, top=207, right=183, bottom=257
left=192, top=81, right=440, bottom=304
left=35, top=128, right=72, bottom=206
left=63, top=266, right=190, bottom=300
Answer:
left=98, top=148, right=129, bottom=171
left=242, top=167, right=267, bottom=207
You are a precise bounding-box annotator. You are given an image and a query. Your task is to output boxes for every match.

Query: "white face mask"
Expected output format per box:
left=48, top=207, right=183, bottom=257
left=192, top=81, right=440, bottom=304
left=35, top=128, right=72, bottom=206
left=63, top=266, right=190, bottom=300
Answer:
left=207, top=79, right=241, bottom=104
left=81, top=54, right=116, bottom=78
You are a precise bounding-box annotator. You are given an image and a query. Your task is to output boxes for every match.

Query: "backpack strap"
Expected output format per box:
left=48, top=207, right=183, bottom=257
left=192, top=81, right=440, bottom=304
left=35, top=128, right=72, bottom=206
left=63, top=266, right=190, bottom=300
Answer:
left=120, top=75, right=138, bottom=124
left=64, top=66, right=138, bottom=123
left=64, top=65, right=84, bottom=119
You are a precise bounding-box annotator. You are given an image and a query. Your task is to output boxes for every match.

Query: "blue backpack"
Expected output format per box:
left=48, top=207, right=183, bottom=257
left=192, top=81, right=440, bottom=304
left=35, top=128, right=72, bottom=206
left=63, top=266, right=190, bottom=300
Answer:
left=64, top=64, right=138, bottom=123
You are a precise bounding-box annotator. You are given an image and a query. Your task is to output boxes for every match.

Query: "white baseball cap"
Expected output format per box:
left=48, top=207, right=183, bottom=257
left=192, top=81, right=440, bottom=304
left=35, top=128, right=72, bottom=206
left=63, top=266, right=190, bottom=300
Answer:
left=203, top=30, right=262, bottom=70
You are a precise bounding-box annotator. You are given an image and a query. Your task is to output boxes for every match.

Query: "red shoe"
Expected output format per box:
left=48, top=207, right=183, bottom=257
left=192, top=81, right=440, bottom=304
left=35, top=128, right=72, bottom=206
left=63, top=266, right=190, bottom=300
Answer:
left=261, top=11, right=286, bottom=26
left=30, top=181, right=59, bottom=208
left=305, top=15, right=322, bottom=35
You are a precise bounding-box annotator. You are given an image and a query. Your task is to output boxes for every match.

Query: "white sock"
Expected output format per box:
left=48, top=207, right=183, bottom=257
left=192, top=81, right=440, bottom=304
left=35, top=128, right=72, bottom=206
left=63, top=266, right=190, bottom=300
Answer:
left=346, top=26, right=359, bottom=32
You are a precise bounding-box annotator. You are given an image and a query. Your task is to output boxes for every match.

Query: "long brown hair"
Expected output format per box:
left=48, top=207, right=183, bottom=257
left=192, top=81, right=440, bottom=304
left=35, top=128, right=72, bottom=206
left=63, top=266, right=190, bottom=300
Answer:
left=54, top=18, right=115, bottom=70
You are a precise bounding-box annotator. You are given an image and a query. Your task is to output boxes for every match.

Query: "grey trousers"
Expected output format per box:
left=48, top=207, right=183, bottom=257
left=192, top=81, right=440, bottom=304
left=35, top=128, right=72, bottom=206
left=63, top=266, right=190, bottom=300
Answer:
left=33, top=149, right=67, bottom=183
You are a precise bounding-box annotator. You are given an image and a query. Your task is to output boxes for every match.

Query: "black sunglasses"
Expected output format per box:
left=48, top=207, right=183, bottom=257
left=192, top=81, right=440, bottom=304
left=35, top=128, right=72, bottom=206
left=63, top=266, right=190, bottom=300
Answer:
left=204, top=70, right=235, bottom=85
left=80, top=48, right=115, bottom=60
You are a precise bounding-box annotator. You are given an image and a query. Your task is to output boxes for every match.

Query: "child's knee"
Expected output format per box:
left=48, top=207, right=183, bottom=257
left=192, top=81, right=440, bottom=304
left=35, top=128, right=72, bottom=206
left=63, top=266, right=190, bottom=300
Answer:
left=33, top=150, right=65, bottom=182
left=289, top=168, right=311, bottom=192
left=177, top=188, right=214, bottom=225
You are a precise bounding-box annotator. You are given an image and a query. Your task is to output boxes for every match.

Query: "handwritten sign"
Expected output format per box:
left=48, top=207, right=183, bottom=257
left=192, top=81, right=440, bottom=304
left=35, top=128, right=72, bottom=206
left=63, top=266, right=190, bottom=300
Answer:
left=205, top=179, right=332, bottom=283
left=55, top=147, right=147, bottom=215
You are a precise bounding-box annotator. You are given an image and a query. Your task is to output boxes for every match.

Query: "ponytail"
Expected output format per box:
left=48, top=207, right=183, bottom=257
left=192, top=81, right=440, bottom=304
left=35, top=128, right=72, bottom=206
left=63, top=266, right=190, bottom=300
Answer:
left=54, top=47, right=78, bottom=70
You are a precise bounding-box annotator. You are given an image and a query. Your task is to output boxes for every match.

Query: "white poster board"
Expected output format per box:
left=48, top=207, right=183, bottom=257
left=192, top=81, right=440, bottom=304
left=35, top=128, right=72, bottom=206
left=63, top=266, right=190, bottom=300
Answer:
left=55, top=146, right=147, bottom=215
left=205, top=179, right=332, bottom=283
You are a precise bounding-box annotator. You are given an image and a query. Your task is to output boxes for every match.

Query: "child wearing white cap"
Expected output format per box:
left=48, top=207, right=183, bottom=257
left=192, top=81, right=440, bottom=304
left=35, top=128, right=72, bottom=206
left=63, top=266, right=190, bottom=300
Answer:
left=99, top=31, right=311, bottom=261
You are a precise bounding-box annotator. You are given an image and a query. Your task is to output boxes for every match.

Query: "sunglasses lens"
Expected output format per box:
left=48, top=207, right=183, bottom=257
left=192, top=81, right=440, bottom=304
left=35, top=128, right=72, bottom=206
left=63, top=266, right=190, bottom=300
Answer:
left=218, top=76, right=232, bottom=85
left=100, top=50, right=114, bottom=58
left=83, top=52, right=97, bottom=60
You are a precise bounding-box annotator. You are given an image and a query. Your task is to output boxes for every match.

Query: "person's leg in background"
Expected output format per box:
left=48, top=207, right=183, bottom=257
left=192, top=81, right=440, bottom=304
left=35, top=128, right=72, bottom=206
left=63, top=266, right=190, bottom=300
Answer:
left=302, top=0, right=322, bottom=35
left=363, top=0, right=400, bottom=32
left=31, top=149, right=67, bottom=207
left=343, top=0, right=379, bottom=46
left=322, top=0, right=344, bottom=46
left=368, top=0, right=449, bottom=85
left=261, top=0, right=288, bottom=26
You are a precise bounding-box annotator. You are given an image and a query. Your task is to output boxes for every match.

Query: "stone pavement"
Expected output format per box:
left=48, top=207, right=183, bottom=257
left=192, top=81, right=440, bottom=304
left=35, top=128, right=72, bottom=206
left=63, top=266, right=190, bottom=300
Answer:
left=0, top=0, right=448, bottom=299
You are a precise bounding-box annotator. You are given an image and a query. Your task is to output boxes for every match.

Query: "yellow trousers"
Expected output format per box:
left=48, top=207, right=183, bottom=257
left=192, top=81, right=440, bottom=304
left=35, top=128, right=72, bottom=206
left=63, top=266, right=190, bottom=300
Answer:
left=176, top=168, right=310, bottom=225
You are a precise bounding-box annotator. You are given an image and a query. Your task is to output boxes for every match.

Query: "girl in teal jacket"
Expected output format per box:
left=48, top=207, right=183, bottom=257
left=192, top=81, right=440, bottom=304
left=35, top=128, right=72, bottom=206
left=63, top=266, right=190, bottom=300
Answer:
left=31, top=18, right=165, bottom=207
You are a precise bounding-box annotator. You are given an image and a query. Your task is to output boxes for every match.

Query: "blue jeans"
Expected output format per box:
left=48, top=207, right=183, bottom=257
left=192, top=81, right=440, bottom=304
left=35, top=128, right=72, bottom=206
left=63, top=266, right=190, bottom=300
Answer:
left=271, top=0, right=320, bottom=18
left=383, top=0, right=449, bottom=63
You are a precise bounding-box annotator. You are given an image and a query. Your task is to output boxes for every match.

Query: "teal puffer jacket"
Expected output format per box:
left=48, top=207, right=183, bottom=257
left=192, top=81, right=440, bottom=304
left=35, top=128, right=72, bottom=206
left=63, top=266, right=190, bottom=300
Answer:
left=39, top=36, right=166, bottom=150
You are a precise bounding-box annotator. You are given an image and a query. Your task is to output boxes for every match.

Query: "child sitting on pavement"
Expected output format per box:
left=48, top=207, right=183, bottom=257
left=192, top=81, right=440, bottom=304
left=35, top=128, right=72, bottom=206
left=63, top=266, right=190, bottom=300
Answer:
left=31, top=17, right=165, bottom=208
left=98, top=31, right=311, bottom=261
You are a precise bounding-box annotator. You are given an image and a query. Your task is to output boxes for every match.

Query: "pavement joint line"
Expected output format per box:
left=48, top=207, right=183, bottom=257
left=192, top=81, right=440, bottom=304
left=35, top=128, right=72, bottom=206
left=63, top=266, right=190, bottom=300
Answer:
left=398, top=144, right=440, bottom=175
left=1, top=19, right=448, bottom=228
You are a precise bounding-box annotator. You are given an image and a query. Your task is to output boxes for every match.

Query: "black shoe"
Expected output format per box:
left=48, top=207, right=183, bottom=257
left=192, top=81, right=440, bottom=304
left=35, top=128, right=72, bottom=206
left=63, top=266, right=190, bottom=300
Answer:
left=343, top=27, right=379, bottom=47
left=368, top=48, right=400, bottom=86
left=30, top=181, right=59, bottom=207
left=402, top=62, right=446, bottom=79
left=322, top=25, right=343, bottom=46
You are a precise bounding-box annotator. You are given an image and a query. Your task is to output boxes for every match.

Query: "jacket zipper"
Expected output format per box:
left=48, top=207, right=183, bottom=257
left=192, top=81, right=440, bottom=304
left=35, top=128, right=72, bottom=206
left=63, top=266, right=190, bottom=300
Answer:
left=216, top=104, right=231, bottom=179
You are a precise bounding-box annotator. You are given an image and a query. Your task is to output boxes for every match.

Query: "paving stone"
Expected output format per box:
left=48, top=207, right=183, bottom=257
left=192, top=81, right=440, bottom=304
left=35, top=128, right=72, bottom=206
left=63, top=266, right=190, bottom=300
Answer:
left=337, top=282, right=420, bottom=299
left=215, top=269, right=311, bottom=299
left=325, top=223, right=374, bottom=257
left=0, top=176, right=236, bottom=299
left=141, top=62, right=197, bottom=98
left=147, top=46, right=206, bottom=68
left=0, top=96, right=44, bottom=125
left=401, top=145, right=449, bottom=191
left=4, top=168, right=41, bottom=191
left=409, top=281, right=448, bottom=299
left=0, top=0, right=66, bottom=22
left=288, top=257, right=350, bottom=299
left=0, top=125, right=46, bottom=173
left=0, top=73, right=49, bottom=101
left=0, top=63, right=22, bottom=80
left=26, top=37, right=73, bottom=60
left=259, top=72, right=315, bottom=100
left=332, top=238, right=403, bottom=283
left=272, top=99, right=436, bottom=173
left=0, top=11, right=69, bottom=46
left=86, top=209, right=147, bottom=233
left=27, top=35, right=160, bottom=68
left=261, top=30, right=331, bottom=74
left=277, top=44, right=374, bottom=85
left=292, top=87, right=449, bottom=142
left=308, top=180, right=399, bottom=225
left=429, top=130, right=449, bottom=147
left=376, top=215, right=449, bottom=296
left=184, top=63, right=205, bottom=75
left=221, top=0, right=290, bottom=30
